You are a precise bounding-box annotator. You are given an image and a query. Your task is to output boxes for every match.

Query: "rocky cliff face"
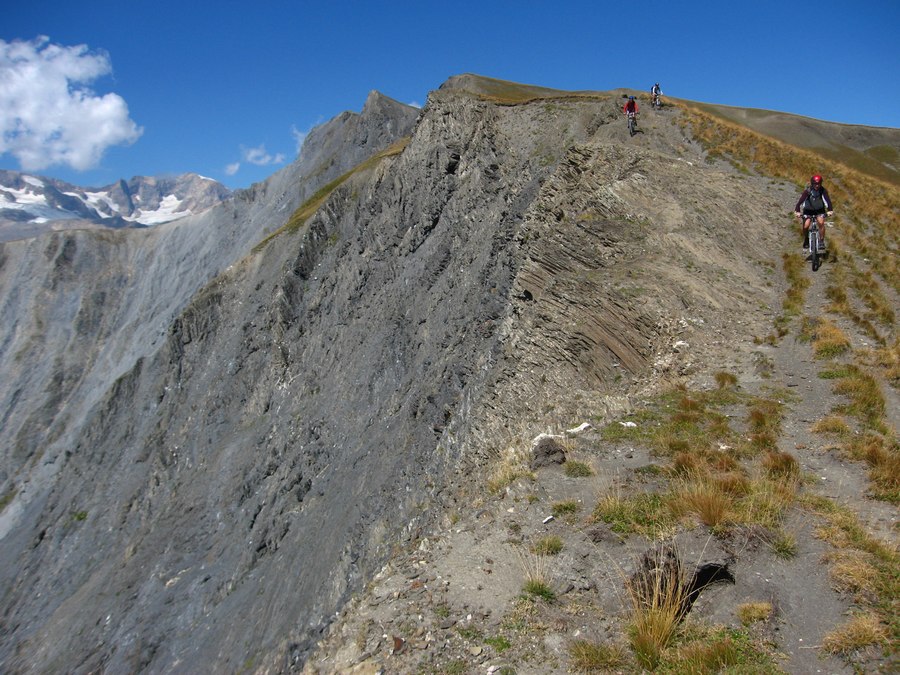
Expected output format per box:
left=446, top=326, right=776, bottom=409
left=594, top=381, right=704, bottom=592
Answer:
left=0, top=77, right=861, bottom=673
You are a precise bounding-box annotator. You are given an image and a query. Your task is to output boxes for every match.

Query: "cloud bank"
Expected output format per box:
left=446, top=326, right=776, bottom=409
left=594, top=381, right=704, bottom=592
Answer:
left=242, top=144, right=285, bottom=166
left=0, top=36, right=143, bottom=171
left=225, top=143, right=287, bottom=177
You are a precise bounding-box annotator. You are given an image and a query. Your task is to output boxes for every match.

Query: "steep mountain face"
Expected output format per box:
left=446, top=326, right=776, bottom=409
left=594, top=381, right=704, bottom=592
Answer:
left=1, top=76, right=890, bottom=673
left=0, top=91, right=421, bottom=672
left=0, top=92, right=418, bottom=509
left=0, top=171, right=232, bottom=242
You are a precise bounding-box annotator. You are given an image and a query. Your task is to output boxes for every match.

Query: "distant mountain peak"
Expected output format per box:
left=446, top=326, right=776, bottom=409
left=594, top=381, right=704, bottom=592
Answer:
left=0, top=171, right=231, bottom=242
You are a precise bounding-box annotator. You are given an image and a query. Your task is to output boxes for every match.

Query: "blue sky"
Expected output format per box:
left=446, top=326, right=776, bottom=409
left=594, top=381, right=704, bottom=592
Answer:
left=2, top=0, right=898, bottom=190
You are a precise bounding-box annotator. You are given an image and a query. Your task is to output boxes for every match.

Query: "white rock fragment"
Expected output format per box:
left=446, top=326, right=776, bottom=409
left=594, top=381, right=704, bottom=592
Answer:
left=565, top=422, right=593, bottom=437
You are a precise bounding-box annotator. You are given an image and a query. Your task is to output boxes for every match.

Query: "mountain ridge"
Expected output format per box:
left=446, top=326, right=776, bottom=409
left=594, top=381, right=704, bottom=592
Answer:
left=0, top=75, right=896, bottom=673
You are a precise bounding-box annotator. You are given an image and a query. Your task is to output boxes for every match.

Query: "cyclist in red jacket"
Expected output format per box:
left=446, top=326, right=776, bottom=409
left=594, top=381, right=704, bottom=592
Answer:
left=794, top=174, right=833, bottom=250
left=623, top=96, right=639, bottom=116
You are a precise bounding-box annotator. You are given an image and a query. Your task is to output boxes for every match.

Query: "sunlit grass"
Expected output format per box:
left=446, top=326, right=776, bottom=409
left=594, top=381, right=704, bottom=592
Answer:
left=737, top=602, right=774, bottom=625
left=832, top=364, right=888, bottom=432
left=801, top=495, right=899, bottom=647
left=568, top=640, right=628, bottom=672
left=822, top=613, right=888, bottom=655
left=810, top=318, right=852, bottom=358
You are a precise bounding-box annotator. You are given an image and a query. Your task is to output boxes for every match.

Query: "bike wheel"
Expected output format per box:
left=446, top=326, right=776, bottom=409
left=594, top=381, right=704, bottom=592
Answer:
left=628, top=118, right=635, bottom=136
left=810, top=227, right=820, bottom=271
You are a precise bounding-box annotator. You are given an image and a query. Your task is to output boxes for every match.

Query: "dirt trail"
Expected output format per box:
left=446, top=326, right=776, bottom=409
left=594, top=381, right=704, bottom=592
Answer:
left=771, top=250, right=897, bottom=544
left=742, top=246, right=896, bottom=674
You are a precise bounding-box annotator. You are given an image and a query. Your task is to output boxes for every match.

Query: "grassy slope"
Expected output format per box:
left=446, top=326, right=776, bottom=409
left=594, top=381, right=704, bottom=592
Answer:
left=686, top=100, right=900, bottom=186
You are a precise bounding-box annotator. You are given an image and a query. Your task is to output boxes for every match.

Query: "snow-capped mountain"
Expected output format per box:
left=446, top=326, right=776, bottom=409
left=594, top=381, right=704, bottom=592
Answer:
left=0, top=170, right=231, bottom=242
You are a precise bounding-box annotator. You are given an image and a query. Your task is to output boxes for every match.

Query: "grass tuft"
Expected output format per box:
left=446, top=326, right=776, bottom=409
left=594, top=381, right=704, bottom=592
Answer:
left=532, top=536, right=564, bottom=556
left=714, top=371, right=738, bottom=389
left=625, top=546, right=691, bottom=670
left=568, top=640, right=627, bottom=672
left=487, top=443, right=536, bottom=494
left=762, top=450, right=800, bottom=478
left=822, top=613, right=888, bottom=654
left=737, top=602, right=774, bottom=625
left=811, top=318, right=852, bottom=358
left=551, top=500, right=581, bottom=517
left=564, top=460, right=594, bottom=477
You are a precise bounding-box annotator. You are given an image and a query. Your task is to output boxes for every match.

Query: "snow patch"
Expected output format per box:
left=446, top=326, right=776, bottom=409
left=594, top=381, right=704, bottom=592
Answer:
left=133, top=194, right=190, bottom=225
left=6, top=185, right=47, bottom=206
left=82, top=191, right=122, bottom=215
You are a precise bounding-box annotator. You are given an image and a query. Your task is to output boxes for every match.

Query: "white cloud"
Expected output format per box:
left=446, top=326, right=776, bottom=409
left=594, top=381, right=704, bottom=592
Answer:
left=224, top=162, right=240, bottom=176
left=0, top=36, right=143, bottom=171
left=241, top=144, right=285, bottom=166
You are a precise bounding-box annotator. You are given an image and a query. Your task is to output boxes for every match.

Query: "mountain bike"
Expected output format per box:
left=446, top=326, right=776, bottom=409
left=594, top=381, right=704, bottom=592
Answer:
left=626, top=111, right=637, bottom=137
left=808, top=217, right=822, bottom=271
left=652, top=93, right=662, bottom=110
left=800, top=213, right=830, bottom=272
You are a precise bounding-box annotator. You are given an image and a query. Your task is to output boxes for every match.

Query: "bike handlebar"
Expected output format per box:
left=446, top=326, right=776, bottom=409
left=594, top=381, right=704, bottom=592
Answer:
left=794, top=211, right=834, bottom=217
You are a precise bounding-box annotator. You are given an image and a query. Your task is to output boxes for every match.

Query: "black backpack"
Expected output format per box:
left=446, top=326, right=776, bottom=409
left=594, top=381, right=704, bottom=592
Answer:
left=805, top=185, right=825, bottom=211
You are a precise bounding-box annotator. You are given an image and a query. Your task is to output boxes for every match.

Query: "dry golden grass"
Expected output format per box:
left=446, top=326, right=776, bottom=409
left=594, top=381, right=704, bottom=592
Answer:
left=713, top=471, right=751, bottom=497
left=802, top=495, right=899, bottom=648
left=825, top=550, right=880, bottom=598
left=747, top=398, right=784, bottom=435
left=671, top=451, right=705, bottom=475
left=736, top=475, right=799, bottom=530
left=714, top=371, right=738, bottom=389
left=822, top=613, right=888, bottom=655
left=832, top=365, right=888, bottom=432
left=626, top=559, right=690, bottom=670
left=487, top=443, right=535, bottom=494
left=568, top=639, right=628, bottom=672
left=811, top=415, right=852, bottom=436
left=811, top=318, right=852, bottom=358
left=515, top=548, right=555, bottom=602
left=782, top=251, right=811, bottom=318
left=670, top=472, right=733, bottom=527
left=762, top=450, right=800, bottom=478
left=737, top=601, right=774, bottom=625
left=868, top=338, right=900, bottom=385
left=845, top=433, right=900, bottom=502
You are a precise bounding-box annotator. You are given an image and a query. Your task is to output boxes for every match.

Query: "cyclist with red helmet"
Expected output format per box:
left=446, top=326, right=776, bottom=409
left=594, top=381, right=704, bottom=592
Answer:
left=794, top=174, right=833, bottom=251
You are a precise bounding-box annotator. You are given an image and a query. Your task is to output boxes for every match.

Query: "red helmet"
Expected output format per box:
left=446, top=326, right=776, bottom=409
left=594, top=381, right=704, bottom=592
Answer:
left=811, top=174, right=823, bottom=186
